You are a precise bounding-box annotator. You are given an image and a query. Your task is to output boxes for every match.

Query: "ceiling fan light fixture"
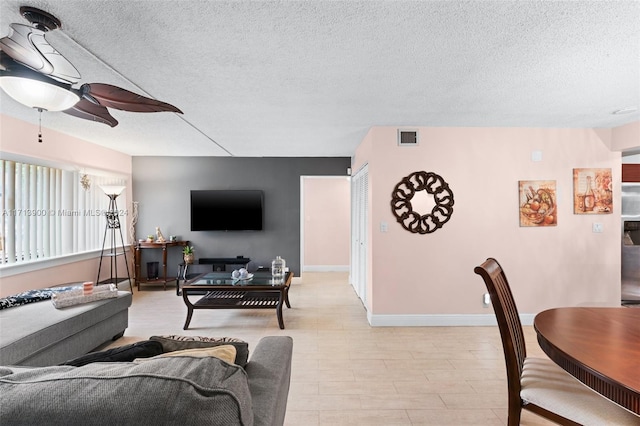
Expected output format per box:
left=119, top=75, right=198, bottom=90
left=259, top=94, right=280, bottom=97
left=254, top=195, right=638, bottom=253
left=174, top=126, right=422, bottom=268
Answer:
left=0, top=75, right=79, bottom=111
left=0, top=5, right=181, bottom=127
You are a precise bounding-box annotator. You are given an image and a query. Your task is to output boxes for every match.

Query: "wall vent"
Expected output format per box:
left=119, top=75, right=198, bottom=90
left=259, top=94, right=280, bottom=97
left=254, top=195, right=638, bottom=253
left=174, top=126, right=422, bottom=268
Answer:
left=398, top=129, right=419, bottom=146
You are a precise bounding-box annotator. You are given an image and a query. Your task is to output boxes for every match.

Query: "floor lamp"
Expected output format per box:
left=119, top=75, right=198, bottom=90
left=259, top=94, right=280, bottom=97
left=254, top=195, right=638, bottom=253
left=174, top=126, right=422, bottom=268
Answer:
left=96, top=185, right=133, bottom=292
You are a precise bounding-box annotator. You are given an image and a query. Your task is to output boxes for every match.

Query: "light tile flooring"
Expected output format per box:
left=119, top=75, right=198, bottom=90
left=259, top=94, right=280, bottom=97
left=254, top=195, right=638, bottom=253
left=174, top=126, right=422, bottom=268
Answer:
left=111, top=272, right=555, bottom=425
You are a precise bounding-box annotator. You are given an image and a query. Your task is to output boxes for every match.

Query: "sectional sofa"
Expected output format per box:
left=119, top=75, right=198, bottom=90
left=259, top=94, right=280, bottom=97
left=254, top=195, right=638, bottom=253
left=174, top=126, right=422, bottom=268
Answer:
left=0, top=285, right=294, bottom=425
left=0, top=289, right=132, bottom=366
left=1, top=336, right=294, bottom=426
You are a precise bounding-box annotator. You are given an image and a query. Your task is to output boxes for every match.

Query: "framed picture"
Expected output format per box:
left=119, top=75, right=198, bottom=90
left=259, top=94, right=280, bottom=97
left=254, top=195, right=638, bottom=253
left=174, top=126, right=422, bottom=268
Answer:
left=519, top=180, right=557, bottom=227
left=573, top=168, right=612, bottom=214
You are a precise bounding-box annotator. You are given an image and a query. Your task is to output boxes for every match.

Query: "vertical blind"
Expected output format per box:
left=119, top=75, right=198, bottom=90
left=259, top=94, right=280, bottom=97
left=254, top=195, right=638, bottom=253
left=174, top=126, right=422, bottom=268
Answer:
left=0, top=160, right=127, bottom=265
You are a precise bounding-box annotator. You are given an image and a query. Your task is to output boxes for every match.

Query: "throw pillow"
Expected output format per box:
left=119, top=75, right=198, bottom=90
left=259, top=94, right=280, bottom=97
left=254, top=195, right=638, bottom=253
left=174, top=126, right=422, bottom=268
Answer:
left=60, top=340, right=164, bottom=367
left=137, top=345, right=237, bottom=364
left=149, top=335, right=249, bottom=367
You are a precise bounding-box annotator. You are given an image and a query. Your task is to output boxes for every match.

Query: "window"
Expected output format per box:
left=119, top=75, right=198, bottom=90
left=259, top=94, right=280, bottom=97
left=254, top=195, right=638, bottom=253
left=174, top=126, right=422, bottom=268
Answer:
left=0, top=159, right=127, bottom=265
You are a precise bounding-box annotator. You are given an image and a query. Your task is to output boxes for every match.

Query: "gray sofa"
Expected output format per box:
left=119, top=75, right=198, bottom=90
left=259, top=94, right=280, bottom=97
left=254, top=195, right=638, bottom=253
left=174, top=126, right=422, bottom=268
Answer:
left=0, top=291, right=132, bottom=366
left=0, top=336, right=293, bottom=426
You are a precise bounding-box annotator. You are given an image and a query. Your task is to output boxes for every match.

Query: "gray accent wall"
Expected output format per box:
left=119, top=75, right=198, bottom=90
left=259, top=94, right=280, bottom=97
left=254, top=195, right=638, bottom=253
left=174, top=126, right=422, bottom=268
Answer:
left=132, top=157, right=351, bottom=277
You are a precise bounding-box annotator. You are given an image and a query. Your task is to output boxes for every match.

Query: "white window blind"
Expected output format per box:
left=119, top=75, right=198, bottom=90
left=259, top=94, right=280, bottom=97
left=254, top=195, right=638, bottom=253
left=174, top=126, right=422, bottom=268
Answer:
left=0, top=160, right=127, bottom=265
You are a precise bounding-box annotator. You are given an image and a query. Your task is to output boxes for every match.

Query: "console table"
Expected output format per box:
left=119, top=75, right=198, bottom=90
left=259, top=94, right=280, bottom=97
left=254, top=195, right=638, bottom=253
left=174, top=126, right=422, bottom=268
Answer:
left=134, top=240, right=188, bottom=290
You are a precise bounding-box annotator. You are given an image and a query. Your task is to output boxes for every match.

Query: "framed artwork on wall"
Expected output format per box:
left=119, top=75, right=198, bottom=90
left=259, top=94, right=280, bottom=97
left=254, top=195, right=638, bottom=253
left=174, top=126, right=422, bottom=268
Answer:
left=573, top=168, right=612, bottom=214
left=519, top=180, right=557, bottom=227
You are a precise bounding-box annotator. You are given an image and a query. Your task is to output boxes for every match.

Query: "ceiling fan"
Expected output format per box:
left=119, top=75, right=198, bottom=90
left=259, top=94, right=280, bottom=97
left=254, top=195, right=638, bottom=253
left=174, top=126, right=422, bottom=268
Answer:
left=0, top=6, right=182, bottom=128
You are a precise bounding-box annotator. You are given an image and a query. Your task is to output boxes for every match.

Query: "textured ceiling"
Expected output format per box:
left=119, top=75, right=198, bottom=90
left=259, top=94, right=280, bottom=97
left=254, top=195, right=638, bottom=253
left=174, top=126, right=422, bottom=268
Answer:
left=1, top=0, right=639, bottom=157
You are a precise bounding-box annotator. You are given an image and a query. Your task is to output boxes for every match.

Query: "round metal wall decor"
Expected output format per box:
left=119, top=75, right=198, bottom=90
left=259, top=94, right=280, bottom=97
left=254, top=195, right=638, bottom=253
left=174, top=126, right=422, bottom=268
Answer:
left=390, top=171, right=454, bottom=234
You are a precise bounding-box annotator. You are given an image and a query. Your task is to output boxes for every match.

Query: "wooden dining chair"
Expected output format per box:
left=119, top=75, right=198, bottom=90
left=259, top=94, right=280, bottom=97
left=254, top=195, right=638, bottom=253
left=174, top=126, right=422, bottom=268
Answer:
left=474, top=258, right=639, bottom=426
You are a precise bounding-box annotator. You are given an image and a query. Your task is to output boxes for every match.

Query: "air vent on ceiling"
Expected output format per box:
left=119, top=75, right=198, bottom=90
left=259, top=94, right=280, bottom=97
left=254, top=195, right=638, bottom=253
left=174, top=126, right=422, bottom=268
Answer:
left=398, top=129, right=419, bottom=146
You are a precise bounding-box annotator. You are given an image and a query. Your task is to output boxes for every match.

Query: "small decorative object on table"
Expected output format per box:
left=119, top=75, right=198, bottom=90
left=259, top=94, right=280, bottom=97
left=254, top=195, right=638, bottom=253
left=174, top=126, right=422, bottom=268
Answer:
left=51, top=284, right=118, bottom=308
left=183, top=246, right=194, bottom=264
left=146, top=234, right=155, bottom=243
left=271, top=256, right=286, bottom=281
left=155, top=227, right=166, bottom=243
left=231, top=268, right=252, bottom=281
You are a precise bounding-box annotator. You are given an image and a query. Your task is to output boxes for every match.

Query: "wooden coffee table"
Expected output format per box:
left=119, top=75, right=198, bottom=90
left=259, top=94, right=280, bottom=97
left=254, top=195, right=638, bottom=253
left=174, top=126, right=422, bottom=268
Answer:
left=181, top=271, right=293, bottom=329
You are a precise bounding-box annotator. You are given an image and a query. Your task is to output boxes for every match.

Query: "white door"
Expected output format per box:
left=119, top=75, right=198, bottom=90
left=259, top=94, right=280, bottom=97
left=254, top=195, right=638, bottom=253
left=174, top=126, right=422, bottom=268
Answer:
left=350, top=164, right=368, bottom=303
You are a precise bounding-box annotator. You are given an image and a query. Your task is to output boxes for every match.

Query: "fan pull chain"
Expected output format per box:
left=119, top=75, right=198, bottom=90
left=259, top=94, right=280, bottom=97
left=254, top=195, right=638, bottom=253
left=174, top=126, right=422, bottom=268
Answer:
left=37, top=108, right=43, bottom=143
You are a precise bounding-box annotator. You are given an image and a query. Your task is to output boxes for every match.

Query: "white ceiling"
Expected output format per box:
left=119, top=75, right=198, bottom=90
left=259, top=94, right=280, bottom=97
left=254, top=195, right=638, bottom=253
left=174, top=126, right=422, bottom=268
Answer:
left=1, top=0, right=638, bottom=157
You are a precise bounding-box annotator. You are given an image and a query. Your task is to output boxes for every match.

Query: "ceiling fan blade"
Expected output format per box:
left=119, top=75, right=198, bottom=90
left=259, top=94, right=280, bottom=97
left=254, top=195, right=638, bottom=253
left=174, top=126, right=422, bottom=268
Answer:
left=83, top=83, right=183, bottom=114
left=0, top=23, right=80, bottom=84
left=63, top=99, right=118, bottom=127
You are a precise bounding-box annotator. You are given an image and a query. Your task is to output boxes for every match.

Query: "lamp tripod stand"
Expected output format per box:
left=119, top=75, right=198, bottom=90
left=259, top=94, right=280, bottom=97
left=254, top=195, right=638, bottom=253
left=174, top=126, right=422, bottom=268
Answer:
left=96, top=188, right=133, bottom=292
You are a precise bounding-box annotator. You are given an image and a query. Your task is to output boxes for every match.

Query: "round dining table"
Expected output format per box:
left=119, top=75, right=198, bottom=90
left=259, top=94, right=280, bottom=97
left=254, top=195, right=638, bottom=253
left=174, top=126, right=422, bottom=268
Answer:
left=534, top=307, right=640, bottom=415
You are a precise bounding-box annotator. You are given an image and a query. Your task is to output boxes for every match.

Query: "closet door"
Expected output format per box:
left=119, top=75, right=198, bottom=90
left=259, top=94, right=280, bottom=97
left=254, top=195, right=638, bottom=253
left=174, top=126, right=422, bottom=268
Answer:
left=350, top=164, right=368, bottom=304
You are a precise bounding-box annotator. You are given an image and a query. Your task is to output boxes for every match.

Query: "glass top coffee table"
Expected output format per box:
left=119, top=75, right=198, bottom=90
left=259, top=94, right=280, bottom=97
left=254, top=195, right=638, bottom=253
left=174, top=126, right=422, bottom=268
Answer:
left=181, top=271, right=293, bottom=329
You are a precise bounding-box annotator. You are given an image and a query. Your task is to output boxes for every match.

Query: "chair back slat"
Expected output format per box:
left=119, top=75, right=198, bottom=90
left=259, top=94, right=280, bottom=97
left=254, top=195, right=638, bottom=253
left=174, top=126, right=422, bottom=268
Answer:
left=474, top=258, right=527, bottom=391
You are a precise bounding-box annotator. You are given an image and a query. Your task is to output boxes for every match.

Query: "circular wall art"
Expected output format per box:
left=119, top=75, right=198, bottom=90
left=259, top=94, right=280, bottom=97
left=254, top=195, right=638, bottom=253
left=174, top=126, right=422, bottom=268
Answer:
left=390, top=171, right=454, bottom=234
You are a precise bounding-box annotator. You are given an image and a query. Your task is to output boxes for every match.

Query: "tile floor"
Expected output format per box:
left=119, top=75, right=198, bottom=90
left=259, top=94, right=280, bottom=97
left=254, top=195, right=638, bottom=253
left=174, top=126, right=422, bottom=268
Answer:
left=112, top=272, right=555, bottom=425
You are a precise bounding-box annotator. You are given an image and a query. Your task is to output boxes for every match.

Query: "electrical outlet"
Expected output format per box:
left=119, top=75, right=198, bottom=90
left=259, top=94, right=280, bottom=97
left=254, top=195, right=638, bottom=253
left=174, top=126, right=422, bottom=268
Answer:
left=592, top=223, right=603, bottom=233
left=483, top=293, right=491, bottom=307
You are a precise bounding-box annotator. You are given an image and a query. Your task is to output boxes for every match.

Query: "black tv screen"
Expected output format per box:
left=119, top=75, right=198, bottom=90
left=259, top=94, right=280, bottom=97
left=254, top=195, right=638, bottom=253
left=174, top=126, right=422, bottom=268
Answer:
left=191, top=190, right=264, bottom=231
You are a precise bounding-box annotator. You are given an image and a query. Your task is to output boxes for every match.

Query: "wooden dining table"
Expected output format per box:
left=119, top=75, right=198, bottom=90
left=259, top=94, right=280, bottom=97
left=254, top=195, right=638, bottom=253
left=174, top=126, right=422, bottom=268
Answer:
left=534, top=307, right=640, bottom=415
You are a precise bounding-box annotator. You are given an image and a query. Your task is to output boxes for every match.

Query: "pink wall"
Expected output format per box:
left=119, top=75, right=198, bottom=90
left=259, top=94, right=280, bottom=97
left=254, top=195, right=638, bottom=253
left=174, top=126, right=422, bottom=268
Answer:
left=0, top=115, right=131, bottom=175
left=354, top=127, right=622, bottom=317
left=0, top=114, right=132, bottom=296
left=303, top=177, right=350, bottom=269
left=611, top=121, right=640, bottom=152
left=1, top=258, right=120, bottom=296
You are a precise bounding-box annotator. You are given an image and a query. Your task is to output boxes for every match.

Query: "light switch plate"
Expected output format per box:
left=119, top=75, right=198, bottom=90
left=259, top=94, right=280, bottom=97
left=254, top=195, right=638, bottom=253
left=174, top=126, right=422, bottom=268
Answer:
left=592, top=223, right=603, bottom=233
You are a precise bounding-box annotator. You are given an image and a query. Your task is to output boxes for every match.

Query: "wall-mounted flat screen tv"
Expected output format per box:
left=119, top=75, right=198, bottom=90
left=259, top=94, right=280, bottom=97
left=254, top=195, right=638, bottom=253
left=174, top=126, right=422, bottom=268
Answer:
left=191, top=190, right=264, bottom=231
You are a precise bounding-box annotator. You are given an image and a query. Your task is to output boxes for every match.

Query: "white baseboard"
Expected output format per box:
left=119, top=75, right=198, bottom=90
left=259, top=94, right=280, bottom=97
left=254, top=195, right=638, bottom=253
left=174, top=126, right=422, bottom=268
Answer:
left=367, top=313, right=536, bottom=326
left=302, top=265, right=350, bottom=272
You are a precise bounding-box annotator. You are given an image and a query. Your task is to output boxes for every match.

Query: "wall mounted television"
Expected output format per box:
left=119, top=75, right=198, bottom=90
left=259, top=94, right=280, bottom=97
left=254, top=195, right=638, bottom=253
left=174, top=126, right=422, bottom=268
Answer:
left=191, top=190, right=264, bottom=231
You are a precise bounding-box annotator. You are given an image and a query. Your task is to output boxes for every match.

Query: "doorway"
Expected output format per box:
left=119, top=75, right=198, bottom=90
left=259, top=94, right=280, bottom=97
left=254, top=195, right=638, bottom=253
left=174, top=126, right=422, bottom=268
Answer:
left=300, top=176, right=351, bottom=274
